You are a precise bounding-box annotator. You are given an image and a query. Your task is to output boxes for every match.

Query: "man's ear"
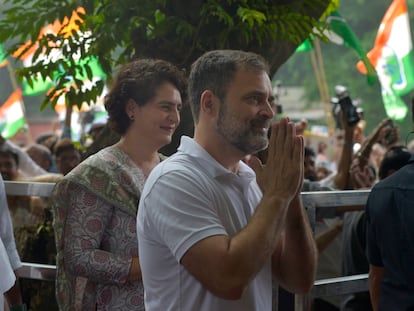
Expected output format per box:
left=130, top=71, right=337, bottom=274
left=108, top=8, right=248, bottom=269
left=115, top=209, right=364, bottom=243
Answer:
left=200, top=90, right=219, bottom=117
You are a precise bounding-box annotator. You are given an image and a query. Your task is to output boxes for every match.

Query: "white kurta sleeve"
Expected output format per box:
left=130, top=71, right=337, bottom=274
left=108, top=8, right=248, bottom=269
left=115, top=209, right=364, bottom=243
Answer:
left=5, top=140, right=48, bottom=177
left=0, top=175, right=22, bottom=270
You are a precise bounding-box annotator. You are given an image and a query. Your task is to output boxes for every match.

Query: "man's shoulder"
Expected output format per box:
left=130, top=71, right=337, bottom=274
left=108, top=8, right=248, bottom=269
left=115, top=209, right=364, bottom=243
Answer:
left=146, top=152, right=209, bottom=187
left=155, top=152, right=201, bottom=173
left=373, top=164, right=414, bottom=192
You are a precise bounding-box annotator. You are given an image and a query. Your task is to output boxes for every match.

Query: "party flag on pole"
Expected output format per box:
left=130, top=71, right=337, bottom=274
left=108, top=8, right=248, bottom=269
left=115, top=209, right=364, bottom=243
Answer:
left=295, top=38, right=313, bottom=53
left=324, top=11, right=378, bottom=85
left=356, top=0, right=414, bottom=120
left=14, top=7, right=106, bottom=96
left=0, top=44, right=8, bottom=68
left=0, top=89, right=26, bottom=138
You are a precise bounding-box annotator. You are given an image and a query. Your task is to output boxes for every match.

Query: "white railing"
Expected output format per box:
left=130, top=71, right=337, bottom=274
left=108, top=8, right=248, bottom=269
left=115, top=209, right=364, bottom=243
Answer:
left=6, top=181, right=370, bottom=310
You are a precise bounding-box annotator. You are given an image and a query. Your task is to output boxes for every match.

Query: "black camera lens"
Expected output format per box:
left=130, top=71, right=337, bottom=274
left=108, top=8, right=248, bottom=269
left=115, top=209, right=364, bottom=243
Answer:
left=334, top=85, right=360, bottom=126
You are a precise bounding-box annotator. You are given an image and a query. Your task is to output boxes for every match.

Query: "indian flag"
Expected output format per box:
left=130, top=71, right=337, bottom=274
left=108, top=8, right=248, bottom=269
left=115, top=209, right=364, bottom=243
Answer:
left=357, top=0, right=414, bottom=120
left=0, top=89, right=26, bottom=138
left=297, top=11, right=378, bottom=85
left=14, top=7, right=106, bottom=96
left=0, top=44, right=8, bottom=67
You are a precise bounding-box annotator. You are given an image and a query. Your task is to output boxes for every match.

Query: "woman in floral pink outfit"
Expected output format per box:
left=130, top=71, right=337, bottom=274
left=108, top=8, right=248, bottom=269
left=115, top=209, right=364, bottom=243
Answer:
left=52, top=58, right=187, bottom=310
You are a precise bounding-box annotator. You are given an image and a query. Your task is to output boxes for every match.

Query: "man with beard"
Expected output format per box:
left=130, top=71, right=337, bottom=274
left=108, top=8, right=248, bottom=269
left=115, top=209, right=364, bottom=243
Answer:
left=137, top=50, right=317, bottom=311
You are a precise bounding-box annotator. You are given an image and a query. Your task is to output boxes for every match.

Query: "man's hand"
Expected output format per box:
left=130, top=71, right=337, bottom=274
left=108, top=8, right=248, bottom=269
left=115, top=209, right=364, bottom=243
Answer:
left=249, top=118, right=304, bottom=202
left=349, top=157, right=375, bottom=189
left=378, top=120, right=399, bottom=148
left=294, top=119, right=308, bottom=136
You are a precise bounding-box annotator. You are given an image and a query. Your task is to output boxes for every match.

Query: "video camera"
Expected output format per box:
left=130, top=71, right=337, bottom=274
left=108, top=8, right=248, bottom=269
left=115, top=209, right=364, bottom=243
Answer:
left=331, top=85, right=360, bottom=129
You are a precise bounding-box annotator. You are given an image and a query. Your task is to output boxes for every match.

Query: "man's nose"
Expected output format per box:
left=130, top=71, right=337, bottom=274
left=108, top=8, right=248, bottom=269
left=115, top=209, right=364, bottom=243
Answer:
left=260, top=102, right=275, bottom=119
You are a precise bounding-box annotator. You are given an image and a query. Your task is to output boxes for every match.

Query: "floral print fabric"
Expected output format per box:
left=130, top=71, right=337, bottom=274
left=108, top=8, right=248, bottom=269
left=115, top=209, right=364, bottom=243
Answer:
left=52, top=145, right=149, bottom=310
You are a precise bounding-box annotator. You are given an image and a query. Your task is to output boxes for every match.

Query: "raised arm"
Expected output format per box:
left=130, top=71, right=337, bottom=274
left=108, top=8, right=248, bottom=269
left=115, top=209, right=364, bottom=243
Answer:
left=180, top=118, right=307, bottom=299
left=1, top=137, right=47, bottom=177
left=271, top=194, right=317, bottom=293
left=355, top=118, right=393, bottom=169
left=333, top=112, right=357, bottom=190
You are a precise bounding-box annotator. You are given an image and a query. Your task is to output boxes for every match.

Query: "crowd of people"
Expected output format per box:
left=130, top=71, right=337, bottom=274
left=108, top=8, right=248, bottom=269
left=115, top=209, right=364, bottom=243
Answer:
left=1, top=49, right=414, bottom=311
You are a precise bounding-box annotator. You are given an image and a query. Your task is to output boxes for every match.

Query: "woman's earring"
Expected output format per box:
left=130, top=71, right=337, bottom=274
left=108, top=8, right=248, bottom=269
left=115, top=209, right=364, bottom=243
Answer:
left=129, top=115, right=134, bottom=121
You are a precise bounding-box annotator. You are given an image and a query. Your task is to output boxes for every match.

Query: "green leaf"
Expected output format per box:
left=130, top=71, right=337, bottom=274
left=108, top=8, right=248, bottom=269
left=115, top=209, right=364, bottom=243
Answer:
left=154, top=10, right=166, bottom=24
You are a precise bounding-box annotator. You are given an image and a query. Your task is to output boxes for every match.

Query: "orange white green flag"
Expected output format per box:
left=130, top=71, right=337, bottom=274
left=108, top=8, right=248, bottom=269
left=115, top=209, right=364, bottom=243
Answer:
left=357, top=0, right=414, bottom=120
left=0, top=89, right=26, bottom=138
left=0, top=44, right=8, bottom=67
left=13, top=7, right=106, bottom=97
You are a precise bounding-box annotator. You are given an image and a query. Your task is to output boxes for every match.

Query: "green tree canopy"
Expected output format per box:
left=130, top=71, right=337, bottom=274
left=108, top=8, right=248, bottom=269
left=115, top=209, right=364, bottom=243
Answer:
left=0, top=0, right=335, bottom=154
left=0, top=0, right=335, bottom=109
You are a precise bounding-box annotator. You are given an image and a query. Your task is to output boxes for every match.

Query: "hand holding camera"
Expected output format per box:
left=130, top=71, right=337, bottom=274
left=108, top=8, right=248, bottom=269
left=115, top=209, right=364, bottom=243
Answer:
left=333, top=85, right=361, bottom=127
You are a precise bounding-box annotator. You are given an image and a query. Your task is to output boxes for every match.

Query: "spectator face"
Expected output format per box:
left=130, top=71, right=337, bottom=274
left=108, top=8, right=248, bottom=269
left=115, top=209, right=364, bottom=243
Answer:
left=89, top=125, right=104, bottom=142
left=304, top=154, right=317, bottom=181
left=26, top=148, right=51, bottom=171
left=0, top=154, right=19, bottom=180
left=55, top=149, right=81, bottom=175
left=316, top=166, right=331, bottom=181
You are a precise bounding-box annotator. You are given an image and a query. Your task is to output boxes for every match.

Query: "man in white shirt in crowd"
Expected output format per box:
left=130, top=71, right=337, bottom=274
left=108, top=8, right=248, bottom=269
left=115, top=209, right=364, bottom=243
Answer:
left=138, top=50, right=317, bottom=311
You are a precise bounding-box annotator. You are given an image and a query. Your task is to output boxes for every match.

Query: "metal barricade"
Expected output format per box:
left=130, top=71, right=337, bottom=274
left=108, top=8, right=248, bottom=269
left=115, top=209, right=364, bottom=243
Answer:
left=19, top=262, right=56, bottom=281
left=6, top=181, right=371, bottom=309
left=295, top=190, right=371, bottom=311
left=4, top=181, right=55, bottom=198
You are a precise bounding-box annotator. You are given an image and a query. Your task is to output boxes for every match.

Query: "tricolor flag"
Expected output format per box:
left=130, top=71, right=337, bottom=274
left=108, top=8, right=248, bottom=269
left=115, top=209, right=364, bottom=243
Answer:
left=0, top=44, right=8, bottom=68
left=296, top=11, right=378, bottom=85
left=73, top=56, right=107, bottom=81
left=14, top=19, right=63, bottom=96
left=14, top=7, right=106, bottom=96
left=0, top=89, right=26, bottom=138
left=357, top=0, right=414, bottom=120
left=22, top=75, right=56, bottom=96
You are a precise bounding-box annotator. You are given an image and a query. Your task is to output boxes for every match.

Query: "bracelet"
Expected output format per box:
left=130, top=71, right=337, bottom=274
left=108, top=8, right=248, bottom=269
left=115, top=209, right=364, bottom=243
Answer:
left=10, top=304, right=27, bottom=311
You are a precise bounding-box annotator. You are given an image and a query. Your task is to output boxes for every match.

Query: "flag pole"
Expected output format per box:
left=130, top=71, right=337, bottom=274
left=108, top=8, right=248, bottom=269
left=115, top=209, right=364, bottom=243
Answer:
left=309, top=49, right=325, bottom=107
left=313, top=38, right=336, bottom=134
left=5, top=61, right=34, bottom=144
left=309, top=43, right=336, bottom=134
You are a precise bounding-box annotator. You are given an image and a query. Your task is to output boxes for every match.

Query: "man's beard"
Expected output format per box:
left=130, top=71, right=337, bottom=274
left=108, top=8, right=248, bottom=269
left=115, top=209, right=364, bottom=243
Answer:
left=216, top=103, right=270, bottom=155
